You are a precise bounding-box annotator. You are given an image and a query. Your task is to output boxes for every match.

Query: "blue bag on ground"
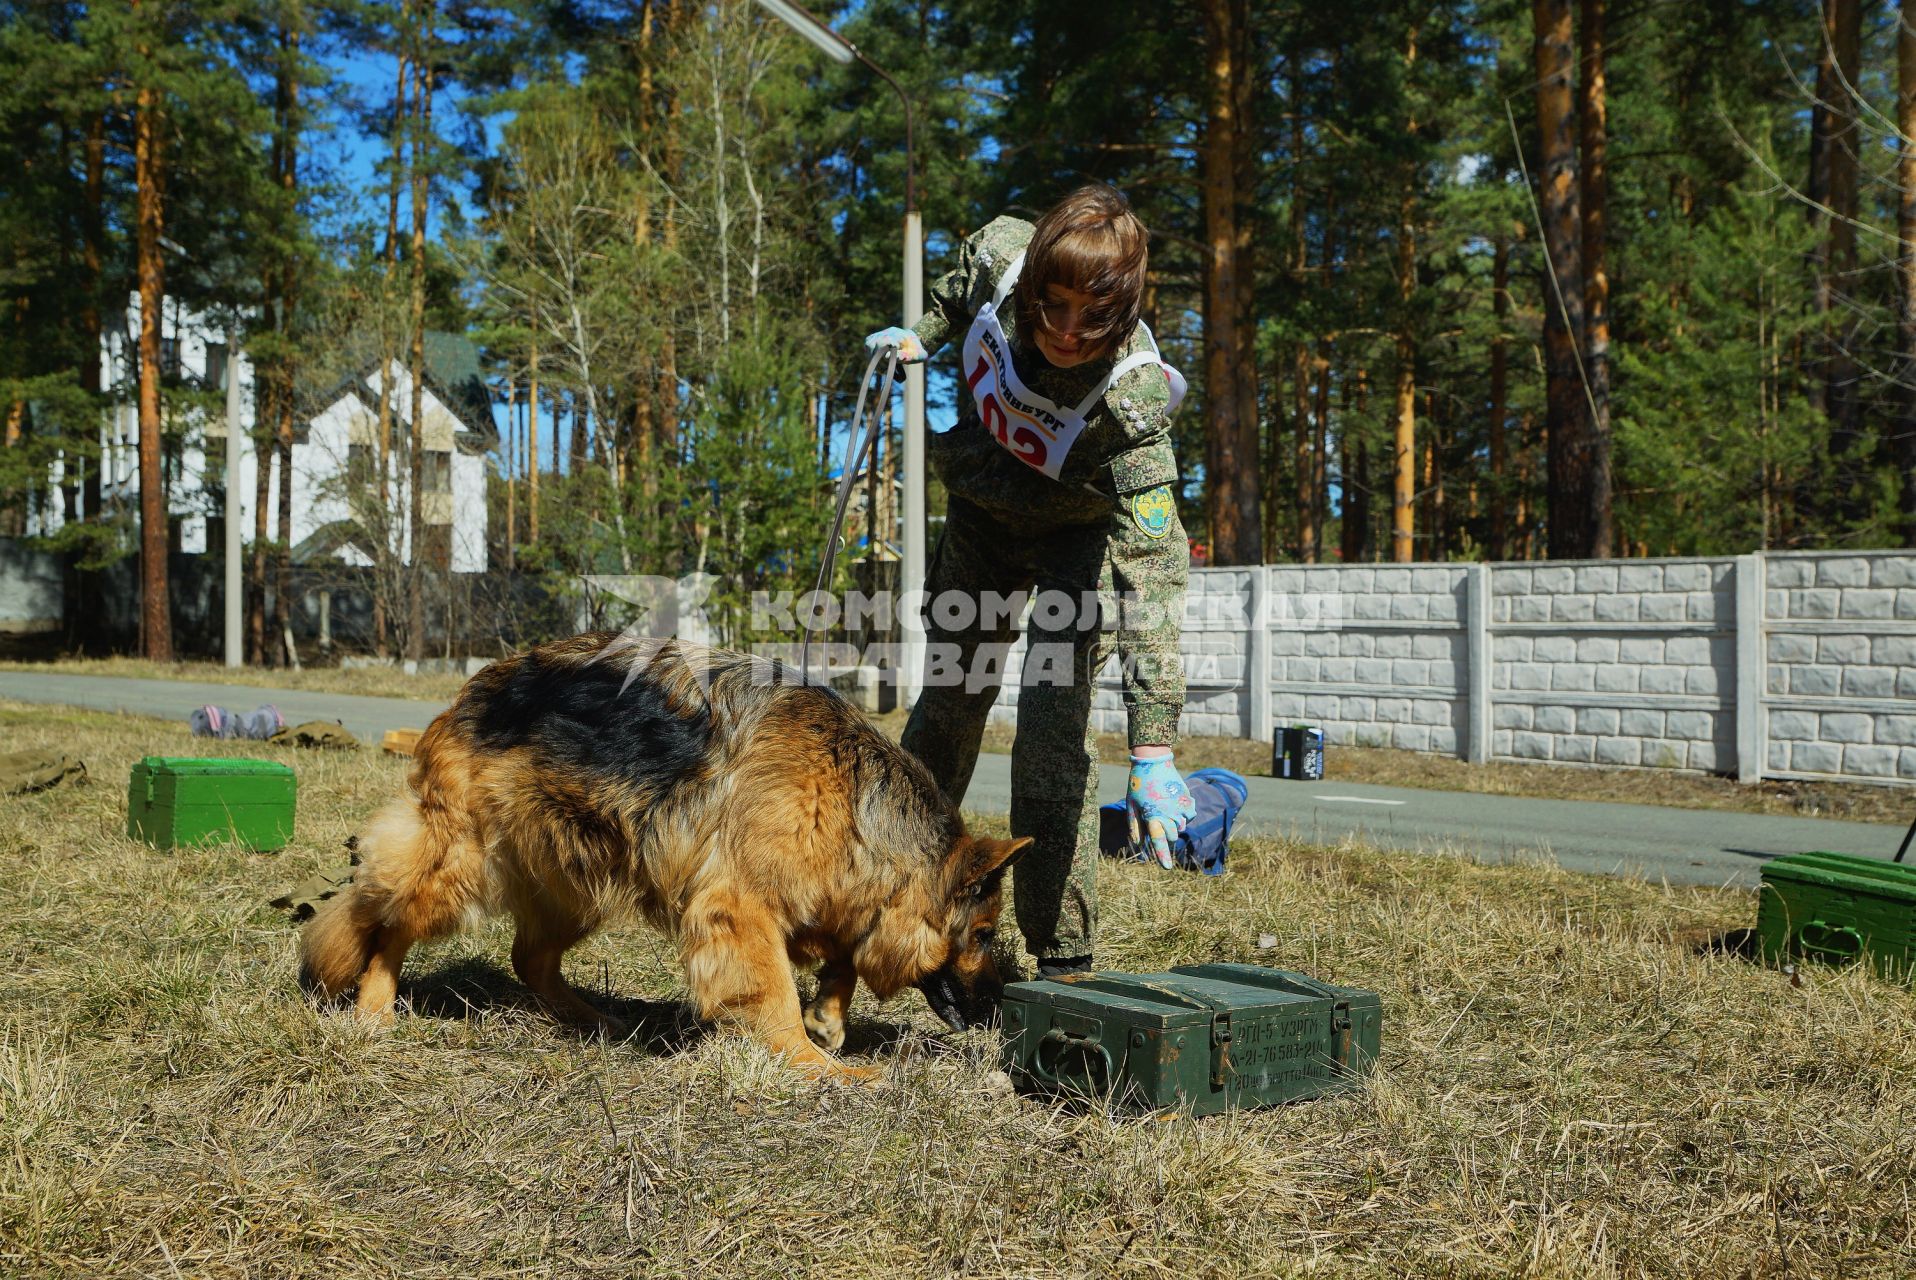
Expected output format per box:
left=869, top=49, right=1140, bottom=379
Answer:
left=1097, top=767, right=1249, bottom=876
left=189, top=704, right=285, bottom=741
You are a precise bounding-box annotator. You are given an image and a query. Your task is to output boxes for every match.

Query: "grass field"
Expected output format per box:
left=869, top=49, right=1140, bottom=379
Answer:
left=1, top=700, right=1913, bottom=1277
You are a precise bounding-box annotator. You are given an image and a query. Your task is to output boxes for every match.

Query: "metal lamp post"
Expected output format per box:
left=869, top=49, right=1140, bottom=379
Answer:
left=223, top=332, right=243, bottom=667
left=156, top=232, right=247, bottom=669
left=752, top=0, right=926, bottom=710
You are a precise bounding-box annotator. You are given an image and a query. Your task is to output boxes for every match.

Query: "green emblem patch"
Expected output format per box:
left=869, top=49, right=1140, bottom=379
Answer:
left=1132, top=486, right=1175, bottom=539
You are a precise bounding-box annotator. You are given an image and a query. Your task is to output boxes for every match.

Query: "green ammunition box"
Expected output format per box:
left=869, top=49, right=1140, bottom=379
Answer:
left=1757, top=852, right=1916, bottom=980
left=126, top=756, right=297, bottom=852
left=999, top=963, right=1381, bottom=1115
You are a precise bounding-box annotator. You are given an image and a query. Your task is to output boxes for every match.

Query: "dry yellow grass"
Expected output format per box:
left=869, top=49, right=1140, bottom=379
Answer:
left=0, top=699, right=1912, bottom=1277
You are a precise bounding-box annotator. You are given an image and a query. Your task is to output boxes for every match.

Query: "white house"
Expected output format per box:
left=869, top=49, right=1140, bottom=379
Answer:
left=29, top=295, right=490, bottom=574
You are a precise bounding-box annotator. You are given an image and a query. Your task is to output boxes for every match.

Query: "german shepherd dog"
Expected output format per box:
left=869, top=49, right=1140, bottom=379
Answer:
left=299, top=633, right=1027, bottom=1080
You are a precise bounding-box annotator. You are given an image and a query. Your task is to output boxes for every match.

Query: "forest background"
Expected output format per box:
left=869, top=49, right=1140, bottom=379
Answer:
left=2, top=0, right=1914, bottom=662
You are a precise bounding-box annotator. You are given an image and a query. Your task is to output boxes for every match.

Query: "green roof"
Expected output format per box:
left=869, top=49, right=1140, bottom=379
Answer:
left=304, top=330, right=497, bottom=452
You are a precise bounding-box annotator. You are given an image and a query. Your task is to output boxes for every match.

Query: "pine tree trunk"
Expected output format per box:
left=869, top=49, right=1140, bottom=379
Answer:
left=1312, top=339, right=1330, bottom=564
left=1824, top=0, right=1864, bottom=451
left=406, top=2, right=433, bottom=662
left=1342, top=368, right=1370, bottom=564
left=1532, top=0, right=1588, bottom=558
left=1201, top=0, right=1258, bottom=564
left=1263, top=340, right=1285, bottom=561
left=1288, top=103, right=1308, bottom=562
left=374, top=48, right=408, bottom=659
left=1488, top=232, right=1509, bottom=560
left=1516, top=412, right=1536, bottom=559
left=528, top=345, right=540, bottom=542
left=81, top=107, right=105, bottom=525
left=1579, top=0, right=1613, bottom=556
left=1294, top=344, right=1313, bottom=560
left=571, top=394, right=587, bottom=474
left=250, top=362, right=272, bottom=664
left=505, top=379, right=516, bottom=569
left=271, top=25, right=300, bottom=662
left=1899, top=0, right=1916, bottom=544
left=1229, top=0, right=1259, bottom=558
left=134, top=72, right=172, bottom=660
left=1391, top=24, right=1421, bottom=564
left=1392, top=186, right=1416, bottom=564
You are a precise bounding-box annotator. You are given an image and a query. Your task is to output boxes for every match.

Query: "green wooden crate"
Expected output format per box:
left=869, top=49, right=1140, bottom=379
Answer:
left=126, top=756, right=297, bottom=852
left=1757, top=852, right=1916, bottom=980
left=999, top=963, right=1381, bottom=1115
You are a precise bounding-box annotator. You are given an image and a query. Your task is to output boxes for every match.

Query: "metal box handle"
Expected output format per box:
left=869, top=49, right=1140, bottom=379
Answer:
left=1796, top=920, right=1863, bottom=963
left=1033, top=1028, right=1113, bottom=1091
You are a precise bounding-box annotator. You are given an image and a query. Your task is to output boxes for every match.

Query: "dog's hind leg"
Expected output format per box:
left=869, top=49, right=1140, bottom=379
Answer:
left=681, top=890, right=876, bottom=1082
left=508, top=899, right=628, bottom=1040
left=354, top=923, right=416, bottom=1027
left=801, top=957, right=857, bottom=1054
left=303, top=794, right=484, bottom=1022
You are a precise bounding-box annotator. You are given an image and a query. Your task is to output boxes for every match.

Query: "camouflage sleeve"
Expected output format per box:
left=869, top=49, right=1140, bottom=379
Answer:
left=911, top=229, right=985, bottom=356
left=1102, top=360, right=1179, bottom=495
left=1108, top=485, right=1188, bottom=749
left=911, top=216, right=1031, bottom=357
left=1105, top=354, right=1174, bottom=450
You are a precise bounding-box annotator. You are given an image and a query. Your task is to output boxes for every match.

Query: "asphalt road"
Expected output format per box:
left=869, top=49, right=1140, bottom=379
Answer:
left=3, top=670, right=1908, bottom=890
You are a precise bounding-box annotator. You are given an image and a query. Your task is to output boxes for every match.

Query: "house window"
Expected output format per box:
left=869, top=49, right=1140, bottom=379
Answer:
left=422, top=450, right=452, bottom=494
left=204, top=342, right=228, bottom=392
left=160, top=336, right=184, bottom=379
left=347, top=443, right=373, bottom=485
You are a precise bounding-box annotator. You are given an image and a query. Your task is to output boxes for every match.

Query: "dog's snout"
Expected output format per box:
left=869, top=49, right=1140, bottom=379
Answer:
left=918, top=963, right=1003, bottom=1032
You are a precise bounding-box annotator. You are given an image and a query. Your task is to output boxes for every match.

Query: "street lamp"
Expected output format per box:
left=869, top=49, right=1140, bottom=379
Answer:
left=752, top=0, right=926, bottom=711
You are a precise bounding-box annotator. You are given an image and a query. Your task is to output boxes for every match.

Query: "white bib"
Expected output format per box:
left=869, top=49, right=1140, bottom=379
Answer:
left=960, top=251, right=1188, bottom=480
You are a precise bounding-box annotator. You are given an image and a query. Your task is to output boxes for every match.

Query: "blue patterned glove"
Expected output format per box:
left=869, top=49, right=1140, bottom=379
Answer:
left=1127, top=754, right=1198, bottom=870
left=864, top=326, right=927, bottom=364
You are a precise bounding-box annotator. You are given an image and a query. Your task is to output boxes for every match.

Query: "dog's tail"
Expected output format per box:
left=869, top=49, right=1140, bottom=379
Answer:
left=299, top=790, right=489, bottom=999
left=298, top=876, right=385, bottom=1000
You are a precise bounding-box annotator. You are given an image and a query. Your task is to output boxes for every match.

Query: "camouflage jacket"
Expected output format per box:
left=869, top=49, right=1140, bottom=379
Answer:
left=912, top=215, right=1188, bottom=747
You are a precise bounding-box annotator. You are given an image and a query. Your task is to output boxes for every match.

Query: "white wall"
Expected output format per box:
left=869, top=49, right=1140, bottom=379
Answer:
left=982, top=551, right=1916, bottom=786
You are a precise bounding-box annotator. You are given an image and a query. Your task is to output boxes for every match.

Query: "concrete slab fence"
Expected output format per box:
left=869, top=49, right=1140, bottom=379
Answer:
left=987, top=550, right=1916, bottom=787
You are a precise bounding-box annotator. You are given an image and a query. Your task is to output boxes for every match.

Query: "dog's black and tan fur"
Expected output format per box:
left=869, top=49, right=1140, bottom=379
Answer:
left=299, top=634, right=1026, bottom=1079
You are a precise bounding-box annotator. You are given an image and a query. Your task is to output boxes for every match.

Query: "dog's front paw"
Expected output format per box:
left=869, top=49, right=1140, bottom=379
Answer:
left=801, top=999, right=846, bottom=1053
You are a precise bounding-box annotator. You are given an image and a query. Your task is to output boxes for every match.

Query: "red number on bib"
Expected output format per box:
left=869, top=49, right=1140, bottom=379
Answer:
left=981, top=392, right=1009, bottom=444
left=1010, top=425, right=1047, bottom=469
left=967, top=354, right=992, bottom=393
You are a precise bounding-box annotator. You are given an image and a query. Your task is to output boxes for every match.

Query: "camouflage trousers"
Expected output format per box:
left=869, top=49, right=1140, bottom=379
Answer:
left=899, top=497, right=1118, bottom=962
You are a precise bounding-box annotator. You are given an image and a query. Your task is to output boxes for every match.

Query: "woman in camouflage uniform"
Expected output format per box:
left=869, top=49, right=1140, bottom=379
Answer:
left=866, top=184, right=1194, bottom=979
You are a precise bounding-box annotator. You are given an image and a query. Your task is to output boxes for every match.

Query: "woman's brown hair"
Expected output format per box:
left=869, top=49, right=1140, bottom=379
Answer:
left=1014, top=183, right=1148, bottom=362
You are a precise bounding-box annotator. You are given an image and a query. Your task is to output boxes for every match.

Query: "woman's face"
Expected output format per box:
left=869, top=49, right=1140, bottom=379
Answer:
left=1032, top=283, right=1103, bottom=368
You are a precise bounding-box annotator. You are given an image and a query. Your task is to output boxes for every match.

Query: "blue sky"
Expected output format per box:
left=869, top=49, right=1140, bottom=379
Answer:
left=311, top=17, right=960, bottom=484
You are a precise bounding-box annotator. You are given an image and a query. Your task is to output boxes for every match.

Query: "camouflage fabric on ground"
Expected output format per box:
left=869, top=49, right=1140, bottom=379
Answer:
left=269, top=863, right=356, bottom=922
left=268, top=720, right=361, bottom=751
left=0, top=750, right=89, bottom=796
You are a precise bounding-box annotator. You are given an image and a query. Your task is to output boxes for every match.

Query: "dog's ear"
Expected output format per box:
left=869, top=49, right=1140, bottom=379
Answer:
left=950, top=835, right=1033, bottom=899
